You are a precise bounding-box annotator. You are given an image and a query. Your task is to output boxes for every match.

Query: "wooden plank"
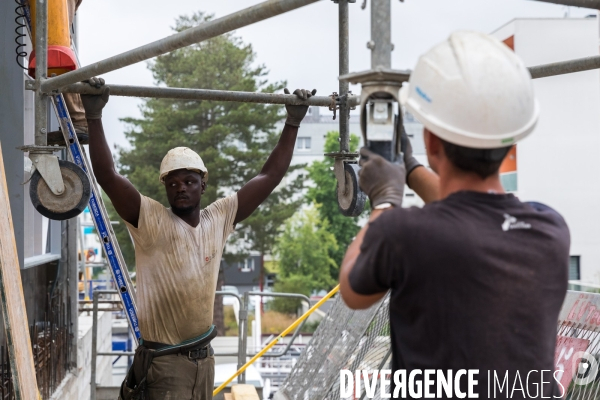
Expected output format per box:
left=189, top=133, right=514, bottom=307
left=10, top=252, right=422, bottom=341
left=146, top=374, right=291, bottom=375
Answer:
left=0, top=143, right=39, bottom=399
left=231, top=384, right=260, bottom=400
left=224, top=394, right=234, bottom=400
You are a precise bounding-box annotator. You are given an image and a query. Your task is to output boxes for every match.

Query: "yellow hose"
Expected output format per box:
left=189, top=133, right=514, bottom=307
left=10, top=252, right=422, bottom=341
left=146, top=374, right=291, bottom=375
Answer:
left=213, top=285, right=340, bottom=396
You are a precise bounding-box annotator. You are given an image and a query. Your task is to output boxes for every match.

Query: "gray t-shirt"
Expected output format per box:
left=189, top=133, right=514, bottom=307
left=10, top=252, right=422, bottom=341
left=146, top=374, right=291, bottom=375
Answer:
left=350, top=191, right=569, bottom=399
left=125, top=194, right=238, bottom=345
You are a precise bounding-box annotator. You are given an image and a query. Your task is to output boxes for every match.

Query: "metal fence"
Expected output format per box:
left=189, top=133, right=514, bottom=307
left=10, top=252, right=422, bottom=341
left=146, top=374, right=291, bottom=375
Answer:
left=87, top=289, right=314, bottom=397
left=0, top=291, right=72, bottom=400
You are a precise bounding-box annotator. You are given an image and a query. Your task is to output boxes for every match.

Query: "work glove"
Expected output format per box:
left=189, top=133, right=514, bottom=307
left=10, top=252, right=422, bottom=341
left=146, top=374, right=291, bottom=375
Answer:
left=359, top=147, right=405, bottom=208
left=81, top=77, right=110, bottom=120
left=284, top=88, right=317, bottom=127
left=400, top=123, right=422, bottom=184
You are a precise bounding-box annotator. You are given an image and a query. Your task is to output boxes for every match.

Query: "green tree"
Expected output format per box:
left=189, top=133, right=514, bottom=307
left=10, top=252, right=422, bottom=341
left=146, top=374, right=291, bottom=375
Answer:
left=274, top=205, right=338, bottom=296
left=106, top=11, right=304, bottom=331
left=305, top=131, right=363, bottom=273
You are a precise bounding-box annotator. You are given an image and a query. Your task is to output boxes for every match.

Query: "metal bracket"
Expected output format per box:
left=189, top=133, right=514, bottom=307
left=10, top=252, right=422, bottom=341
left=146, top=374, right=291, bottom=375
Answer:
left=25, top=80, right=35, bottom=91
left=325, top=152, right=359, bottom=197
left=329, top=92, right=339, bottom=120
left=19, top=146, right=66, bottom=196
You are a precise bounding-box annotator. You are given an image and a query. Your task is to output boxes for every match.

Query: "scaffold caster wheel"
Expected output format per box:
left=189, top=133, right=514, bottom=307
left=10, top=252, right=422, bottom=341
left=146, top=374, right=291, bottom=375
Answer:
left=337, top=163, right=366, bottom=217
left=30, top=160, right=91, bottom=220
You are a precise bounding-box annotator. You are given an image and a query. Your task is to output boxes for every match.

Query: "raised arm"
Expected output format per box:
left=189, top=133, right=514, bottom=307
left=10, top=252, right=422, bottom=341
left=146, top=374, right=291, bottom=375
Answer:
left=83, top=78, right=141, bottom=227
left=234, top=88, right=315, bottom=225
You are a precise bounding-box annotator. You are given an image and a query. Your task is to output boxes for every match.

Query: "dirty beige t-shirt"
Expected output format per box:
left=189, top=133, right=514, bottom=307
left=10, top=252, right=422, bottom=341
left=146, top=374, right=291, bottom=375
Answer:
left=125, top=194, right=238, bottom=345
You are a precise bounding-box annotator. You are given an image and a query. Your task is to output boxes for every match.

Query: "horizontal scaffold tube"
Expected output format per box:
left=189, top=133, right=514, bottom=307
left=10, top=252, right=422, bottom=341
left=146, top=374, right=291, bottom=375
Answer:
left=58, top=83, right=360, bottom=107
left=54, top=56, right=600, bottom=104
left=40, top=0, right=320, bottom=93
left=528, top=55, right=600, bottom=79
left=532, top=0, right=600, bottom=8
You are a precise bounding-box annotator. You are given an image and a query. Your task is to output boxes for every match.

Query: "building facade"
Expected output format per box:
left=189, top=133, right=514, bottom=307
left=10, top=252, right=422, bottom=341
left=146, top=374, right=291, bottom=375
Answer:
left=492, top=17, right=600, bottom=283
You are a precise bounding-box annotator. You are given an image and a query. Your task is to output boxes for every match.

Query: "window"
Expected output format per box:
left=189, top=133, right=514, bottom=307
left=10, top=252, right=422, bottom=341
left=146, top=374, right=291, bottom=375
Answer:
left=239, top=258, right=255, bottom=273
left=569, top=256, right=580, bottom=281
left=296, top=137, right=311, bottom=150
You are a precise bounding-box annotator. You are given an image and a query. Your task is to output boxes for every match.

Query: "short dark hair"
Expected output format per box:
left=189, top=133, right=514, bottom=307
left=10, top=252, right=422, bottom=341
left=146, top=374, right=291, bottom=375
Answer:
left=440, top=139, right=511, bottom=179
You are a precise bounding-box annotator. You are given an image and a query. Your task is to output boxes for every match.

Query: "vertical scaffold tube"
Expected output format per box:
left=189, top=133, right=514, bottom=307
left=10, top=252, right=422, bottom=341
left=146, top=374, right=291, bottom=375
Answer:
left=338, top=0, right=350, bottom=153
left=370, top=0, right=391, bottom=69
left=34, top=0, right=48, bottom=146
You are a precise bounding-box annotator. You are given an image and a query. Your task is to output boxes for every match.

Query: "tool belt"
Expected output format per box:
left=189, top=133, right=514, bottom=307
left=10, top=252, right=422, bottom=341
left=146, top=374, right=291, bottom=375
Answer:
left=141, top=325, right=217, bottom=359
left=119, top=325, right=217, bottom=400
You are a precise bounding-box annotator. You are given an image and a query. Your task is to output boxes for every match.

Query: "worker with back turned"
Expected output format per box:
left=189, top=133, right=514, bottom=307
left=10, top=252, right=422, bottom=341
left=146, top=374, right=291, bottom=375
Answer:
left=340, top=31, right=569, bottom=399
left=80, top=78, right=316, bottom=399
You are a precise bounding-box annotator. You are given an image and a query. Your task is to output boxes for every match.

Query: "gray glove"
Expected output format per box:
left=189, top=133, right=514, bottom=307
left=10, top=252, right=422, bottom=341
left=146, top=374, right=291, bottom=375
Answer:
left=359, top=147, right=405, bottom=208
left=81, top=77, right=110, bottom=120
left=284, top=88, right=317, bottom=127
left=400, top=124, right=422, bottom=183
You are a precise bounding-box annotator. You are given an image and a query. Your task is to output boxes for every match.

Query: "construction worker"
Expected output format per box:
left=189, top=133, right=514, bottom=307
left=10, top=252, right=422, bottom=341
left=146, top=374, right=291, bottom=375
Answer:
left=80, top=78, right=316, bottom=399
left=46, top=0, right=87, bottom=145
left=339, top=31, right=569, bottom=398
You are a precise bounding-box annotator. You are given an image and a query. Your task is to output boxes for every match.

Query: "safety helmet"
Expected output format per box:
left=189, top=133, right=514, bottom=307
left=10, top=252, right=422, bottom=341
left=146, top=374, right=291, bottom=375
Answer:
left=399, top=31, right=540, bottom=149
left=159, top=147, right=208, bottom=183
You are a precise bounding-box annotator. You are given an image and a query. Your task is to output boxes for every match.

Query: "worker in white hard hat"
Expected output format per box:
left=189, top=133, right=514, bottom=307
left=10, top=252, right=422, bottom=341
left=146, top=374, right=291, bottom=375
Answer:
left=80, top=78, right=316, bottom=399
left=339, top=31, right=569, bottom=398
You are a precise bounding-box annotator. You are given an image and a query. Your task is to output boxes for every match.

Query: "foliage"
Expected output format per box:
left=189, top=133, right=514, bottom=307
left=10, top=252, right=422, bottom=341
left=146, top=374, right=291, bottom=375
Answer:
left=271, top=275, right=311, bottom=314
left=274, top=205, right=338, bottom=298
left=223, top=305, right=255, bottom=336
left=106, top=12, right=304, bottom=267
left=305, top=131, right=363, bottom=271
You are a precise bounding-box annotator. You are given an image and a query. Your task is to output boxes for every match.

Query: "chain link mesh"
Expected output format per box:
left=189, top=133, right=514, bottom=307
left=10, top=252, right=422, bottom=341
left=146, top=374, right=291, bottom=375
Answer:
left=276, top=291, right=600, bottom=400
left=276, top=293, right=390, bottom=400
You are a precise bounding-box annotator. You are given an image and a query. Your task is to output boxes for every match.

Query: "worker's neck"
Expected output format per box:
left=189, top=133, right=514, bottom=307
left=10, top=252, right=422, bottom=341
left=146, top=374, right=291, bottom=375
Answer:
left=438, top=166, right=505, bottom=199
left=172, top=207, right=201, bottom=228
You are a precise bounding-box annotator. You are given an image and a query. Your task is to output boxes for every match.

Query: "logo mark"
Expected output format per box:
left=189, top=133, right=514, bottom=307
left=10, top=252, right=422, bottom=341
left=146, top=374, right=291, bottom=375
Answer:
left=415, top=86, right=432, bottom=103
left=502, top=214, right=531, bottom=231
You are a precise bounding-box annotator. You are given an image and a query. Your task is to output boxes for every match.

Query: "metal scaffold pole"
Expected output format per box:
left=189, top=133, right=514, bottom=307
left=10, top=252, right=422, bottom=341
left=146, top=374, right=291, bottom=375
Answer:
left=34, top=0, right=48, bottom=146
left=369, top=0, right=391, bottom=69
left=40, top=0, right=321, bottom=93
left=53, top=83, right=359, bottom=107
left=338, top=0, right=351, bottom=153
left=533, top=0, right=600, bottom=8
left=529, top=55, right=600, bottom=79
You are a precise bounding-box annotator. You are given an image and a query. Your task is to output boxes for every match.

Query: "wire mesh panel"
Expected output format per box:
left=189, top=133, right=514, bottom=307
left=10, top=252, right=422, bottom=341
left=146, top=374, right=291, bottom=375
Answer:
left=556, top=291, right=600, bottom=399
left=276, top=293, right=390, bottom=400
left=276, top=290, right=600, bottom=400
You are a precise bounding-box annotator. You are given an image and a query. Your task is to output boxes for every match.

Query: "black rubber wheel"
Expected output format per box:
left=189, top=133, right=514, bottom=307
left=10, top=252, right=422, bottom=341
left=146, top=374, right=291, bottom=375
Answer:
left=30, top=160, right=91, bottom=220
left=337, top=163, right=367, bottom=217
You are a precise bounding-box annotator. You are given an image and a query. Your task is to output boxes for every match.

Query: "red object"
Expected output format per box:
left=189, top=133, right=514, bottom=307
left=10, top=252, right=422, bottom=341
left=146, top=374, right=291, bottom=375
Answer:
left=28, top=45, right=77, bottom=78
left=554, top=336, right=590, bottom=396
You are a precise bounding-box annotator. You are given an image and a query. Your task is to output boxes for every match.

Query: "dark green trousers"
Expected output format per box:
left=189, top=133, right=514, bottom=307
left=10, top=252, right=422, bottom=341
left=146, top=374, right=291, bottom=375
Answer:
left=146, top=353, right=215, bottom=400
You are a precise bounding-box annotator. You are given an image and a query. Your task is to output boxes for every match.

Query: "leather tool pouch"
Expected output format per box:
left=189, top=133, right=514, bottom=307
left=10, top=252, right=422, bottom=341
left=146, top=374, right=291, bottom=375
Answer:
left=118, top=345, right=154, bottom=400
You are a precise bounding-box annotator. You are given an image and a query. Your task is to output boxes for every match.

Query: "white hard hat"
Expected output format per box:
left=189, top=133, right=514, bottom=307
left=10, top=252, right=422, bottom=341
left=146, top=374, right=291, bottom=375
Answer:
left=399, top=31, right=540, bottom=149
left=159, top=147, right=208, bottom=183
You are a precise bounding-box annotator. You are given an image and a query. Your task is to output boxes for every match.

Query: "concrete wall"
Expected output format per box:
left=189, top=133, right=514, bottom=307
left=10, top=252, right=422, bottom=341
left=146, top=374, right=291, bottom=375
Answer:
left=492, top=18, right=600, bottom=283
left=50, top=311, right=113, bottom=400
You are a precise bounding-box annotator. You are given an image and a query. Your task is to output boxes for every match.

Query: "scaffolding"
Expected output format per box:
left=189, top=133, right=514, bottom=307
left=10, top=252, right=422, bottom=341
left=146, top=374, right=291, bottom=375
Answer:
left=15, top=0, right=600, bottom=397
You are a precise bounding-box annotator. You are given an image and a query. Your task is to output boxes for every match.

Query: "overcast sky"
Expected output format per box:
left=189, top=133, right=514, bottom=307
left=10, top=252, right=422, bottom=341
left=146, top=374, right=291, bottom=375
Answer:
left=76, top=0, right=596, bottom=150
